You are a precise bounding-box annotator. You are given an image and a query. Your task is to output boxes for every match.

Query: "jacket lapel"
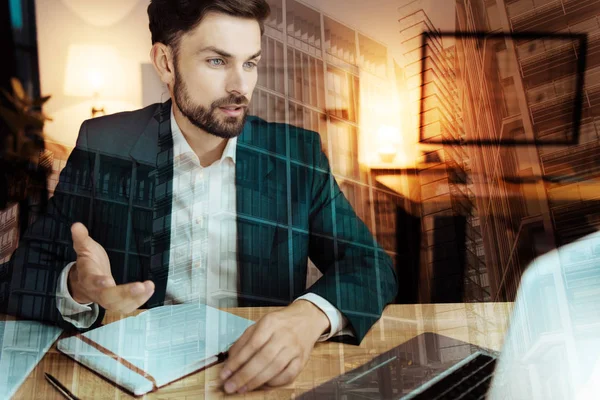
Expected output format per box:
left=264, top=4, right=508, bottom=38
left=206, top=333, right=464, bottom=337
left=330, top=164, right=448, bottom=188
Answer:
left=129, top=100, right=173, bottom=307
left=235, top=119, right=288, bottom=306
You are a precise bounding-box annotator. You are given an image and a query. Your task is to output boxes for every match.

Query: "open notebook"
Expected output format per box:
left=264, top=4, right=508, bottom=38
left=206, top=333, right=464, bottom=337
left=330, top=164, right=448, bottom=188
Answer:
left=57, top=304, right=254, bottom=396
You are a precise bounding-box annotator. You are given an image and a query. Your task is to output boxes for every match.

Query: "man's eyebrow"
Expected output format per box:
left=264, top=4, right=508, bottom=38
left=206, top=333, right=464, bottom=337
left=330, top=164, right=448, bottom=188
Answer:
left=200, top=46, right=262, bottom=60
left=248, top=50, right=262, bottom=60
left=199, top=46, right=233, bottom=58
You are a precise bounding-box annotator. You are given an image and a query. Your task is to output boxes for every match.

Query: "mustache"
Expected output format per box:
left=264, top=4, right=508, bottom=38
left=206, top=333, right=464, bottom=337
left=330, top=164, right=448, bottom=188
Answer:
left=212, top=94, right=249, bottom=108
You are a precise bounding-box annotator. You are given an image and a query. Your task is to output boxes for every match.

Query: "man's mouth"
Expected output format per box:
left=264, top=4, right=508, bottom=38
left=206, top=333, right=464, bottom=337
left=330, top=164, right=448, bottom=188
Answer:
left=219, top=105, right=246, bottom=117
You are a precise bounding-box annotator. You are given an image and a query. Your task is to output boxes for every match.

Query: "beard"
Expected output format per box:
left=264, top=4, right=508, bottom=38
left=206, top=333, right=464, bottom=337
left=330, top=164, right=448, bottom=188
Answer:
left=173, top=65, right=250, bottom=139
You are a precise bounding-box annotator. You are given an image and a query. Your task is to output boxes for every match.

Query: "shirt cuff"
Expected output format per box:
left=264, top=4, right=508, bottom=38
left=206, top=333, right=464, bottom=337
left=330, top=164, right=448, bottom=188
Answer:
left=294, top=293, right=354, bottom=341
left=56, top=261, right=99, bottom=329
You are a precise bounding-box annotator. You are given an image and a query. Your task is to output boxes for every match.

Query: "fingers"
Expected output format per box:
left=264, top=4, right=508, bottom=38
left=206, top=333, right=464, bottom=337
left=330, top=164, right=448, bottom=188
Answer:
left=224, top=324, right=255, bottom=363
left=69, top=222, right=153, bottom=313
left=266, top=357, right=303, bottom=387
left=223, top=337, right=287, bottom=394
left=244, top=347, right=300, bottom=392
left=69, top=270, right=114, bottom=304
left=96, top=281, right=155, bottom=313
left=218, top=305, right=324, bottom=394
left=221, top=318, right=274, bottom=382
left=70, top=223, right=90, bottom=254
left=80, top=273, right=116, bottom=293
left=72, top=262, right=154, bottom=313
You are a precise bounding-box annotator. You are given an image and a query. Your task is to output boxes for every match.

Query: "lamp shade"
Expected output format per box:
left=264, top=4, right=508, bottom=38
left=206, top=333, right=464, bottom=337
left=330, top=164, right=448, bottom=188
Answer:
left=63, top=44, right=125, bottom=98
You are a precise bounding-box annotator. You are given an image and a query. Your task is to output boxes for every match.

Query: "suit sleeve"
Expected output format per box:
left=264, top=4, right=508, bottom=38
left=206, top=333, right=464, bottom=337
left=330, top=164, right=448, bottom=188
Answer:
left=302, top=131, right=398, bottom=344
left=5, top=121, right=105, bottom=331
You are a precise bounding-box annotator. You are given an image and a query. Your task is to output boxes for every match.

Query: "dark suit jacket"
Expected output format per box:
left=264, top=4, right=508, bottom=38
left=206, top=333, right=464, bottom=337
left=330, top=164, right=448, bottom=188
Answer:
left=5, top=100, right=397, bottom=343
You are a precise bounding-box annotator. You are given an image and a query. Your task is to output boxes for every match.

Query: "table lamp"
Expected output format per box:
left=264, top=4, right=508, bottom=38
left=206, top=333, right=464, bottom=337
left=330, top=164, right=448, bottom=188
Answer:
left=377, top=124, right=402, bottom=164
left=63, top=44, right=123, bottom=118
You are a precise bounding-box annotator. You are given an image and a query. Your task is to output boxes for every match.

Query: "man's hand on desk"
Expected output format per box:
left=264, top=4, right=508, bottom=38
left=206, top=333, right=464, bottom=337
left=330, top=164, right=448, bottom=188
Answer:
left=68, top=223, right=155, bottom=313
left=220, top=299, right=330, bottom=394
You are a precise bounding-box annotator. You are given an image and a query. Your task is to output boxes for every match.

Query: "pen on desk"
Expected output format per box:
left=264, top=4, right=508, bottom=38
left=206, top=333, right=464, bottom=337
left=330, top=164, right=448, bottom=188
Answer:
left=44, top=373, right=81, bottom=400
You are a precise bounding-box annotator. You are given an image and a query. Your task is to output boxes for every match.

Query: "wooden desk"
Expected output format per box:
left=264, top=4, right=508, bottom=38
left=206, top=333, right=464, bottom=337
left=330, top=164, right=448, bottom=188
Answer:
left=12, top=303, right=512, bottom=399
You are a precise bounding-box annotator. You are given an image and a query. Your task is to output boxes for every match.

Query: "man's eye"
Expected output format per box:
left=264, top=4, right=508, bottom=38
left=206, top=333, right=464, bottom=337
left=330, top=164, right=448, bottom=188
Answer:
left=244, top=61, right=258, bottom=69
left=208, top=59, right=225, bottom=66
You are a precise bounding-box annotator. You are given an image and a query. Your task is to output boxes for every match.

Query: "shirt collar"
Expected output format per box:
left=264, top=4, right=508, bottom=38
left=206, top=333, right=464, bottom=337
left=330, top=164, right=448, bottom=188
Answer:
left=170, top=105, right=237, bottom=165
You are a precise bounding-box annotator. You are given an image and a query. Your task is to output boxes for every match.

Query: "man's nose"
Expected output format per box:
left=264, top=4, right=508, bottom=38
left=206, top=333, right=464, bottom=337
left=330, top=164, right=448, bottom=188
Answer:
left=226, top=66, right=250, bottom=96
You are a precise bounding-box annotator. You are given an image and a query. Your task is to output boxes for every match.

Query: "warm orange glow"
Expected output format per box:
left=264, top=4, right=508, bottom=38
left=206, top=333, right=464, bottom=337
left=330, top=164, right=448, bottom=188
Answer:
left=358, top=69, right=421, bottom=169
left=375, top=125, right=401, bottom=163
left=63, top=44, right=125, bottom=99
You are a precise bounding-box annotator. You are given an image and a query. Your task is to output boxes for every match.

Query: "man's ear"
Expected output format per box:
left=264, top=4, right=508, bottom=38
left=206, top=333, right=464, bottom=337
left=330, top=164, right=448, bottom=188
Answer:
left=150, top=43, right=175, bottom=88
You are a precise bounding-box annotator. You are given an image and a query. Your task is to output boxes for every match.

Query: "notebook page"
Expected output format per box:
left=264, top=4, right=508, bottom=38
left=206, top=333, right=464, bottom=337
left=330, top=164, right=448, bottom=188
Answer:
left=59, top=304, right=253, bottom=389
left=57, top=334, right=154, bottom=396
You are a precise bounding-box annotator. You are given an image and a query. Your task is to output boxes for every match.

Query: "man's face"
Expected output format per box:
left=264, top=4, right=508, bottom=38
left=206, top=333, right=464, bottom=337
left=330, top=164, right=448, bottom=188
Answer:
left=172, top=12, right=262, bottom=139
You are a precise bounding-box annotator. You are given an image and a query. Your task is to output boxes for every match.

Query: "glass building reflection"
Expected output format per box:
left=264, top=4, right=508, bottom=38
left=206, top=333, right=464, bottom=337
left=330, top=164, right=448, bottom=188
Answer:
left=1, top=0, right=599, bottom=396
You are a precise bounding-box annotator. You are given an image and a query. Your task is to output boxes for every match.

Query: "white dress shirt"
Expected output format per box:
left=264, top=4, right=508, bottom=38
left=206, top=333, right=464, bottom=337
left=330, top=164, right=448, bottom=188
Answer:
left=56, top=108, right=349, bottom=340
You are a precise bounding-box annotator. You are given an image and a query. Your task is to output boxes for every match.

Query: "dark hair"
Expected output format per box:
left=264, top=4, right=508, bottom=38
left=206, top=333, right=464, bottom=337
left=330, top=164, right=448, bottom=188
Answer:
left=148, top=0, right=271, bottom=51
